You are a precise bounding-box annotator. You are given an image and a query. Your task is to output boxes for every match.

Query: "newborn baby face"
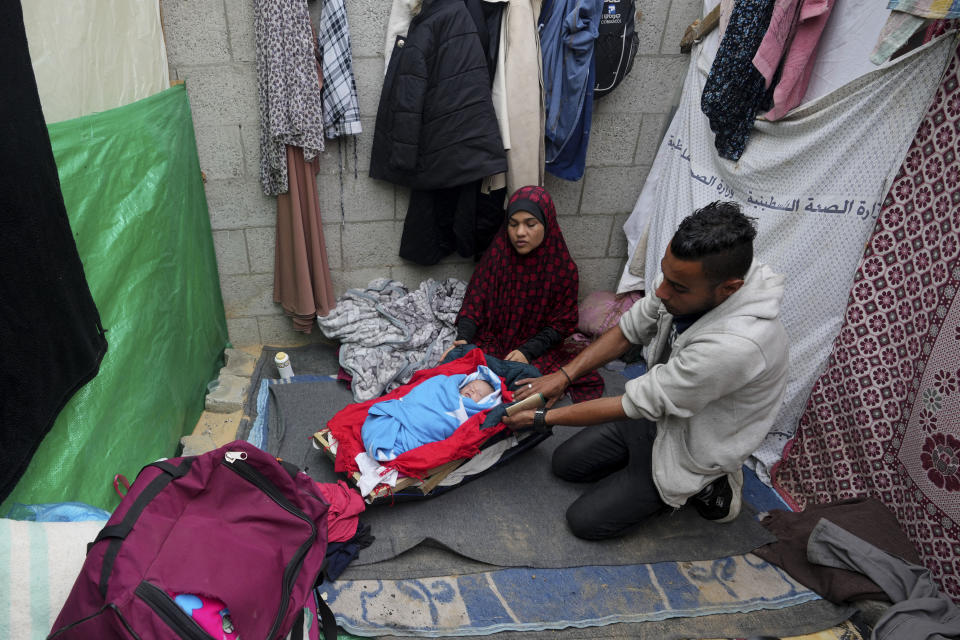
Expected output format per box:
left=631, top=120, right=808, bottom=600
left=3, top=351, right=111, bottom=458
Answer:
left=460, top=379, right=495, bottom=402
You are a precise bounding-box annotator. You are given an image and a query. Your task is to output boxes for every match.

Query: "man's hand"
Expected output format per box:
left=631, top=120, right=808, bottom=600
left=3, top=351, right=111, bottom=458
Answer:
left=504, top=396, right=628, bottom=430
left=512, top=371, right=568, bottom=407
left=501, top=409, right=535, bottom=431
left=440, top=339, right=467, bottom=362
left=504, top=350, right=529, bottom=363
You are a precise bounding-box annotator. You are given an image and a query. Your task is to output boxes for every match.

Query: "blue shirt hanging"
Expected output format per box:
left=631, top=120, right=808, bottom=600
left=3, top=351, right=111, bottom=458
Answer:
left=546, top=54, right=595, bottom=180
left=540, top=0, right=600, bottom=178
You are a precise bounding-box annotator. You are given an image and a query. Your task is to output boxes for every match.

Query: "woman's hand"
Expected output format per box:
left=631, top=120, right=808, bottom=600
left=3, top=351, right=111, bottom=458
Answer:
left=504, top=350, right=529, bottom=364
left=511, top=371, right=568, bottom=407
left=501, top=409, right=535, bottom=431
left=440, top=340, right=467, bottom=362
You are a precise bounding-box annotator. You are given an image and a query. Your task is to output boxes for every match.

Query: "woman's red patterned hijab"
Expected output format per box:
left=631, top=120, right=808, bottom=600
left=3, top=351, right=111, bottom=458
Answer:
left=458, top=185, right=579, bottom=363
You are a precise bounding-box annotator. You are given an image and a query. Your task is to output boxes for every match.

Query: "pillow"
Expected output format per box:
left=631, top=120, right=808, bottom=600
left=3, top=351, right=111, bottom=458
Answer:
left=577, top=291, right=643, bottom=338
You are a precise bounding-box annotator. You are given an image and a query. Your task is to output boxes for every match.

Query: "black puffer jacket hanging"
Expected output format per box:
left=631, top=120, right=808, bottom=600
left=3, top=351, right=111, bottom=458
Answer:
left=370, top=0, right=506, bottom=190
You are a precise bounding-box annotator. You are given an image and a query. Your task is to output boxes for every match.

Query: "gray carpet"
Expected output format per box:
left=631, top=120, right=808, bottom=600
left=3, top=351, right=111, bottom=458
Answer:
left=247, top=347, right=776, bottom=576
left=243, top=347, right=850, bottom=639
left=237, top=342, right=340, bottom=443
left=334, top=421, right=774, bottom=575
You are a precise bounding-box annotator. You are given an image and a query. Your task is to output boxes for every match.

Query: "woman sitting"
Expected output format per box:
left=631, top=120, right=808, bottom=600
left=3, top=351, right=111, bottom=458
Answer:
left=452, top=185, right=603, bottom=402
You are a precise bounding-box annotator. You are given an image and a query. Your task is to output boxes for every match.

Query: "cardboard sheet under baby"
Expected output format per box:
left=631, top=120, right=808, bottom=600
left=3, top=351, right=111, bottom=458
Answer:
left=361, top=365, right=503, bottom=462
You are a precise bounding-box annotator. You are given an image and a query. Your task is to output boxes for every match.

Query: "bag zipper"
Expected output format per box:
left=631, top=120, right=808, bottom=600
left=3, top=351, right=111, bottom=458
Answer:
left=135, top=581, right=213, bottom=640
left=223, top=453, right=317, bottom=639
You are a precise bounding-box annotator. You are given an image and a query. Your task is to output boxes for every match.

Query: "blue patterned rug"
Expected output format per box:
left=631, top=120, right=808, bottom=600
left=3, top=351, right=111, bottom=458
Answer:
left=318, top=446, right=810, bottom=637
left=321, top=554, right=823, bottom=637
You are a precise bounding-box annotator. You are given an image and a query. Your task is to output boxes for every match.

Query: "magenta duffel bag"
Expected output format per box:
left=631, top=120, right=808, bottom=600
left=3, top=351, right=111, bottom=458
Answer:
left=48, top=441, right=337, bottom=640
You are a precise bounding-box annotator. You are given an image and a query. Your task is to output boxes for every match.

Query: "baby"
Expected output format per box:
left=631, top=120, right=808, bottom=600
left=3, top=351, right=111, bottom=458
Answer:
left=458, top=378, right=496, bottom=402
left=361, top=365, right=503, bottom=461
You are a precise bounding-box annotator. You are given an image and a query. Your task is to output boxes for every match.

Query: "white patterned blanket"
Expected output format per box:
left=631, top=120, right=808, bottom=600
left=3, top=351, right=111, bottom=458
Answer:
left=617, top=35, right=955, bottom=482
left=317, top=278, right=466, bottom=401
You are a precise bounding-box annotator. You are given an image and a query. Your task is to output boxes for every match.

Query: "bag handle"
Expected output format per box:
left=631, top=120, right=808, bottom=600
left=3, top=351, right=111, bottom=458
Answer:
left=113, top=474, right=130, bottom=498
left=289, top=589, right=338, bottom=640
left=316, top=591, right=338, bottom=640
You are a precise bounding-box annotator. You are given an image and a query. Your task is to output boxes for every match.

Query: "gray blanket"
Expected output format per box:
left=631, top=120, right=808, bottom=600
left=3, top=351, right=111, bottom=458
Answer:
left=262, top=370, right=776, bottom=577
left=316, top=278, right=466, bottom=401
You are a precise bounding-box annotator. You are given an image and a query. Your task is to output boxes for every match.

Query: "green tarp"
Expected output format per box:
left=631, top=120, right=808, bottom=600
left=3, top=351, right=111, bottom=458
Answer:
left=2, top=85, right=228, bottom=512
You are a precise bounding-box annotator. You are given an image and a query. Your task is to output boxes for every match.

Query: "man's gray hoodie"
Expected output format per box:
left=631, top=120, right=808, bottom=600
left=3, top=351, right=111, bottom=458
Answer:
left=618, top=261, right=789, bottom=508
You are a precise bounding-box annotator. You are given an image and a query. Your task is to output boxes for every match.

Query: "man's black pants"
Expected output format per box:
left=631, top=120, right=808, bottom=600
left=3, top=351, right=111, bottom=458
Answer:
left=552, top=419, right=668, bottom=540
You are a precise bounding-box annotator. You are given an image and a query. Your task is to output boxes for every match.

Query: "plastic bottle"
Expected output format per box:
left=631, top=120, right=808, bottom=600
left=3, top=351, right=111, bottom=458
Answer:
left=274, top=351, right=294, bottom=380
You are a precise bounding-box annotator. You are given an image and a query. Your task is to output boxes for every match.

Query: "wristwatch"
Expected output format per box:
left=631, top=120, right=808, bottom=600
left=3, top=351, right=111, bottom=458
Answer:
left=533, top=408, right=551, bottom=433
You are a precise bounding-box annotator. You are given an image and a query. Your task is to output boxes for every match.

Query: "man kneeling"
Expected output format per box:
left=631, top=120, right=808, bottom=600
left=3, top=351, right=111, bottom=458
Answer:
left=505, top=201, right=789, bottom=539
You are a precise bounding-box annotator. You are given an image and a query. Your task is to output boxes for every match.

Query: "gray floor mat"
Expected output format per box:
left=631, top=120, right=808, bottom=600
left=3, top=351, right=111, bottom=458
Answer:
left=336, top=423, right=775, bottom=574
left=260, top=368, right=776, bottom=575
left=237, top=343, right=340, bottom=442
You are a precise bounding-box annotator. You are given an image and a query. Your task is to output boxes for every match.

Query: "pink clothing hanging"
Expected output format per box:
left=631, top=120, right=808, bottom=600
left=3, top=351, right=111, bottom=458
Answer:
left=753, top=0, right=836, bottom=121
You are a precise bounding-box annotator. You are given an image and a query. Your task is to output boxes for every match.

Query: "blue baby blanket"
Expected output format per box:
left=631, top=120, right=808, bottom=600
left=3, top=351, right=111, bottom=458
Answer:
left=361, top=366, right=502, bottom=460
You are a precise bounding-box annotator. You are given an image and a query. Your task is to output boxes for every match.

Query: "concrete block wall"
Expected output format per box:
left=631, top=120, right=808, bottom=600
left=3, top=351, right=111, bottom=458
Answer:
left=162, top=0, right=701, bottom=347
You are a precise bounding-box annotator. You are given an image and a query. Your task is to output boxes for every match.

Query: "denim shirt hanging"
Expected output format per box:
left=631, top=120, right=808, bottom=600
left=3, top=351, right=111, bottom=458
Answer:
left=540, top=0, right=600, bottom=170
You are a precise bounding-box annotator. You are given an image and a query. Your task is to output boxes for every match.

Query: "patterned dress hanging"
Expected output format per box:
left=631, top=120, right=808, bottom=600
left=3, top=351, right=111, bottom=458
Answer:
left=773, top=36, right=960, bottom=602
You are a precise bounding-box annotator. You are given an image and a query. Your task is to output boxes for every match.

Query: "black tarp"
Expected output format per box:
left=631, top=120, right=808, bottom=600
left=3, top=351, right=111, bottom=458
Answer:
left=0, top=1, right=107, bottom=502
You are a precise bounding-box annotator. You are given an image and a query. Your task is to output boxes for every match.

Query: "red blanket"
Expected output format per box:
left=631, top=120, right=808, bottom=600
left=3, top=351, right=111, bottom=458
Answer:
left=327, top=349, right=515, bottom=479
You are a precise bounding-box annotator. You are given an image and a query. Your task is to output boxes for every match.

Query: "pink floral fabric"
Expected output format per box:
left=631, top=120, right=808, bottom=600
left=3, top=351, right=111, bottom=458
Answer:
left=773, top=41, right=960, bottom=601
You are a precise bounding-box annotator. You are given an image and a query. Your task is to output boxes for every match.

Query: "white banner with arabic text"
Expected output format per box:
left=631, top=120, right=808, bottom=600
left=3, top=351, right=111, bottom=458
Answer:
left=617, top=34, right=956, bottom=482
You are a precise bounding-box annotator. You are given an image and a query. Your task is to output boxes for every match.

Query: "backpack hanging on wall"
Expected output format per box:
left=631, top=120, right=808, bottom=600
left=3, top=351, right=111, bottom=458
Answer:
left=594, top=0, right=640, bottom=98
left=48, top=441, right=338, bottom=640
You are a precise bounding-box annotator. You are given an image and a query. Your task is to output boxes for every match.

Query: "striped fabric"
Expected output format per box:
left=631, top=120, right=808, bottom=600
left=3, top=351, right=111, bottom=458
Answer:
left=888, top=0, right=960, bottom=19
left=317, top=0, right=362, bottom=139
left=0, top=519, right=102, bottom=639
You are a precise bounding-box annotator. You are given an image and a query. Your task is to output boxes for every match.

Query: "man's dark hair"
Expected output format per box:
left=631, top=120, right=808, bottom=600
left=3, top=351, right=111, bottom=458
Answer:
left=670, top=201, right=757, bottom=284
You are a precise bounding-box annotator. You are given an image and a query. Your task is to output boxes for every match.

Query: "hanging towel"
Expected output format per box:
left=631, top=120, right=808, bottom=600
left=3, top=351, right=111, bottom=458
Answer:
left=886, top=0, right=960, bottom=19
left=870, top=11, right=931, bottom=64
left=753, top=0, right=837, bottom=121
